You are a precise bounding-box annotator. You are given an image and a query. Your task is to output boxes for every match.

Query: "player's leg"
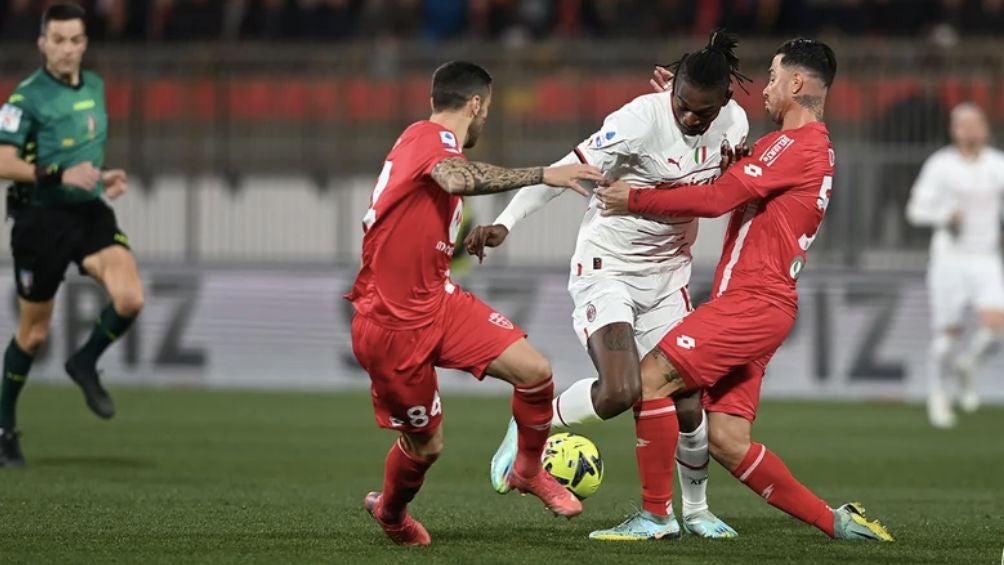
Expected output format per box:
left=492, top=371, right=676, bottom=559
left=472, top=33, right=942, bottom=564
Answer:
left=705, top=361, right=892, bottom=542
left=3, top=208, right=70, bottom=467
left=350, top=315, right=438, bottom=546
left=551, top=275, right=641, bottom=428
left=364, top=427, right=440, bottom=547
left=589, top=349, right=680, bottom=541
left=483, top=338, right=582, bottom=517
left=68, top=244, right=144, bottom=419
left=925, top=263, right=966, bottom=428
left=635, top=285, right=735, bottom=538
left=954, top=260, right=1004, bottom=413
left=0, top=299, right=55, bottom=468
left=435, top=291, right=580, bottom=517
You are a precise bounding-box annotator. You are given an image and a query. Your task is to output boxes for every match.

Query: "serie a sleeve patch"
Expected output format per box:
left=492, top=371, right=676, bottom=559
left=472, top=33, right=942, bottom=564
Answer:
left=0, top=103, right=23, bottom=133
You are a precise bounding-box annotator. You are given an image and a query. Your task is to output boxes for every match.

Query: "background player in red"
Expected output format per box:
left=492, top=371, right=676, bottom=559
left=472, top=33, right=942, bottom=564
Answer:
left=595, top=39, right=894, bottom=542
left=347, top=61, right=604, bottom=547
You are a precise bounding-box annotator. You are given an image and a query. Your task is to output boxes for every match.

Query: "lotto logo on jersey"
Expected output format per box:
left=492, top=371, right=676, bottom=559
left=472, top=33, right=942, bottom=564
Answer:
left=488, top=312, right=514, bottom=330
left=744, top=163, right=763, bottom=178
left=0, top=103, right=22, bottom=133
left=676, top=335, right=696, bottom=350
left=759, top=134, right=795, bottom=167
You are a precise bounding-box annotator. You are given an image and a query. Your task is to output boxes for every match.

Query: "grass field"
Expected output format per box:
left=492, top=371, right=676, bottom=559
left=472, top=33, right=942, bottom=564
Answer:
left=2, top=385, right=1003, bottom=564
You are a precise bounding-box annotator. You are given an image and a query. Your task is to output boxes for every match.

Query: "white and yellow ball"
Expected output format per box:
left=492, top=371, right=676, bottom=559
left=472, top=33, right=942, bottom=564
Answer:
left=540, top=432, right=604, bottom=499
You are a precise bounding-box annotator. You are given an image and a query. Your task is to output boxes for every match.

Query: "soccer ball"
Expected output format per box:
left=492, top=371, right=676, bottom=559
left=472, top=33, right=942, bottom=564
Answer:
left=541, top=432, right=604, bottom=499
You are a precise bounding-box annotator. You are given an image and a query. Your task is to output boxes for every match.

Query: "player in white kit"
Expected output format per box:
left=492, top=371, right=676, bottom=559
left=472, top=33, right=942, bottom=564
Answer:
left=907, top=103, right=1004, bottom=428
left=469, top=32, right=750, bottom=540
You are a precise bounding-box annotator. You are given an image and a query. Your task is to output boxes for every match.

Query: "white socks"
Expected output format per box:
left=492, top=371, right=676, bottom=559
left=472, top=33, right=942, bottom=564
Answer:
left=551, top=378, right=602, bottom=429
left=958, top=327, right=1000, bottom=373
left=929, top=333, right=958, bottom=397
left=676, top=410, right=710, bottom=516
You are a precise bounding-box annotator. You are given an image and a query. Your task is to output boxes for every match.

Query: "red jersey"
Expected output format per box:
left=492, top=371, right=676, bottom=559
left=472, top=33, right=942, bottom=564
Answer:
left=711, top=122, right=834, bottom=310
left=346, top=120, right=466, bottom=329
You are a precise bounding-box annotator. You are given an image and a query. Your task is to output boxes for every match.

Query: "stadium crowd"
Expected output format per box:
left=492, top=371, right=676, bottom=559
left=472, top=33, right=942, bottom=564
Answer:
left=0, top=0, right=1000, bottom=43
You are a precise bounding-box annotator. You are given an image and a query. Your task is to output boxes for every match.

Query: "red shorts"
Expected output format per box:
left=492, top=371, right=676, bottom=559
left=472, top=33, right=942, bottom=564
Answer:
left=351, top=289, right=526, bottom=433
left=657, top=291, right=795, bottom=422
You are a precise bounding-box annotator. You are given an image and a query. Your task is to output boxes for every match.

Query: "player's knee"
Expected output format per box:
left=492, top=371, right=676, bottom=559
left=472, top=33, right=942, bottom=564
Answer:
left=16, top=323, right=50, bottom=353
left=593, top=377, right=640, bottom=419
left=113, top=287, right=145, bottom=318
left=708, top=425, right=750, bottom=472
left=525, top=356, right=553, bottom=386
left=673, top=392, right=703, bottom=432
left=639, top=365, right=666, bottom=400
left=407, top=432, right=444, bottom=463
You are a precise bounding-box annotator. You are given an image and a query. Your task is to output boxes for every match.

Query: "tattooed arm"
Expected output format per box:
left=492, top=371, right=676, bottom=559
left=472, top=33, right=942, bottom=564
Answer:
left=431, top=157, right=603, bottom=196
left=431, top=158, right=543, bottom=195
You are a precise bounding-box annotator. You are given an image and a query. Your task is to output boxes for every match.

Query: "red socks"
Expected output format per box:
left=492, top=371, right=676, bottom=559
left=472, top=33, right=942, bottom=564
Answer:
left=380, top=439, right=434, bottom=522
left=732, top=443, right=835, bottom=537
left=634, top=398, right=679, bottom=516
left=512, top=376, right=554, bottom=478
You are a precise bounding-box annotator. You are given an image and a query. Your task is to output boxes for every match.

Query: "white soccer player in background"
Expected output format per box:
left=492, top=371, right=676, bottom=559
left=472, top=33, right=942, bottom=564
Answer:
left=907, top=103, right=1004, bottom=428
left=467, top=31, right=750, bottom=540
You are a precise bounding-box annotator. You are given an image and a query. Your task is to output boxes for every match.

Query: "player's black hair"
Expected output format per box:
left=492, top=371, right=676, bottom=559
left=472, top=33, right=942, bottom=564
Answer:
left=665, top=29, right=751, bottom=96
left=40, top=2, right=87, bottom=34
left=431, top=61, right=493, bottom=113
left=775, top=38, right=837, bottom=88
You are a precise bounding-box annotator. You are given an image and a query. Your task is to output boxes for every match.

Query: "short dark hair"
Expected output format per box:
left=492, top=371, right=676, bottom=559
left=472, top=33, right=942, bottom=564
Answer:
left=776, top=38, right=837, bottom=88
left=667, top=29, right=751, bottom=96
left=41, top=2, right=87, bottom=35
left=431, top=61, right=493, bottom=112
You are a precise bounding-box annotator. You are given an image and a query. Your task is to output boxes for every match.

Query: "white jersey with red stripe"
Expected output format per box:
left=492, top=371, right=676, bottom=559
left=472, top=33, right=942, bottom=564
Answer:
left=571, top=92, right=748, bottom=280
left=712, top=122, right=835, bottom=312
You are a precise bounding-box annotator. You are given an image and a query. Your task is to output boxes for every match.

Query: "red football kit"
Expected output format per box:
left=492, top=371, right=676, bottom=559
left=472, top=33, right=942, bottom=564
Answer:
left=346, top=121, right=525, bottom=433
left=630, top=122, right=835, bottom=421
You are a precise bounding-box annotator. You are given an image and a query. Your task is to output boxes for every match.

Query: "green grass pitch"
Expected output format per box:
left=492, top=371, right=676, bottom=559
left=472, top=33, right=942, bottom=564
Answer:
left=2, top=385, right=1003, bottom=564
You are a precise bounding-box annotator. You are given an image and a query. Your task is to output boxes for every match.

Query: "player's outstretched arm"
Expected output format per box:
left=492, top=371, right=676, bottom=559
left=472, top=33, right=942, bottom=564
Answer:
left=431, top=157, right=601, bottom=196
left=596, top=175, right=755, bottom=219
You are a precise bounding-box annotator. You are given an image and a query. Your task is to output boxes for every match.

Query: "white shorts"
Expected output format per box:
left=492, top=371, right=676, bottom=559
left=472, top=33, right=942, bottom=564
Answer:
left=927, top=253, right=1004, bottom=330
left=568, top=270, right=692, bottom=356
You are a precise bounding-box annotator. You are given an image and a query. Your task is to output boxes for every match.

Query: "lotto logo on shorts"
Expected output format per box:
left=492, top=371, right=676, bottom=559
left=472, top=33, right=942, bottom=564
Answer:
left=489, top=312, right=514, bottom=330
left=676, top=335, right=696, bottom=350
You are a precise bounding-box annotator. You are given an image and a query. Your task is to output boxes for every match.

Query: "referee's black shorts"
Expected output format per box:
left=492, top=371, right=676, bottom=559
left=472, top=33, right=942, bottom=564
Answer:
left=11, top=199, right=131, bottom=302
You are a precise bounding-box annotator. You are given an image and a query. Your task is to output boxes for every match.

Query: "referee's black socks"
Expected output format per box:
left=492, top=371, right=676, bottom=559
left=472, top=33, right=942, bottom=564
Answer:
left=1, top=338, right=33, bottom=431
left=74, top=303, right=136, bottom=368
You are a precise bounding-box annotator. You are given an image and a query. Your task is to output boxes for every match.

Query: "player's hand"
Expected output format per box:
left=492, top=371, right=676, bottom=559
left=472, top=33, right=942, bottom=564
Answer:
left=464, top=224, right=510, bottom=263
left=542, top=164, right=604, bottom=196
left=102, top=169, right=128, bottom=200
left=651, top=66, right=674, bottom=93
left=595, top=180, right=633, bottom=216
left=62, top=161, right=101, bottom=191
left=947, top=210, right=963, bottom=238
left=720, top=141, right=751, bottom=173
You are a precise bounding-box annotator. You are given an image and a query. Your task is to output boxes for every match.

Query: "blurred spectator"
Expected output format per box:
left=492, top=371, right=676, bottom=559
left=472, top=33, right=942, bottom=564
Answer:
left=421, top=0, right=467, bottom=41
left=239, top=0, right=300, bottom=39
left=160, top=0, right=225, bottom=41
left=1, top=0, right=1001, bottom=42
left=1, top=0, right=42, bottom=41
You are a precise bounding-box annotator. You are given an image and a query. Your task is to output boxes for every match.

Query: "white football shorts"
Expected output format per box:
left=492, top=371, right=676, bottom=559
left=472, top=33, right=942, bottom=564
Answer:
left=568, top=268, right=692, bottom=356
left=927, top=253, right=1004, bottom=330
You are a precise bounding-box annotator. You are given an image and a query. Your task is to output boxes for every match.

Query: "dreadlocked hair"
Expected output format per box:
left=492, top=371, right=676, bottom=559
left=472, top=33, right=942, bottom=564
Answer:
left=664, top=29, right=752, bottom=95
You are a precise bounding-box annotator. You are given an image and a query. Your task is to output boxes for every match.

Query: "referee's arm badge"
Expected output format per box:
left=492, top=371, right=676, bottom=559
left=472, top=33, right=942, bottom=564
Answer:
left=0, top=103, right=23, bottom=133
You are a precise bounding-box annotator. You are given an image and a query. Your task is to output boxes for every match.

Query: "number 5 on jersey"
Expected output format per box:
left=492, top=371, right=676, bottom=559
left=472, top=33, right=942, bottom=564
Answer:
left=798, top=175, right=832, bottom=251
left=363, top=161, right=393, bottom=232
